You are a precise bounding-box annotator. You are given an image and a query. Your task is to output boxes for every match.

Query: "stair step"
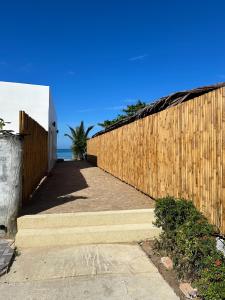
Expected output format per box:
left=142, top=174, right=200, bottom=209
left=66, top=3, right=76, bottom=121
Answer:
left=15, top=223, right=161, bottom=248
left=17, top=209, right=155, bottom=229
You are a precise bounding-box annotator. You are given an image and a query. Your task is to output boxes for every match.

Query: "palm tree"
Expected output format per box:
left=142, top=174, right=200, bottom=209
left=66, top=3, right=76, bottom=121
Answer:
left=0, top=118, right=5, bottom=130
left=64, top=121, right=94, bottom=160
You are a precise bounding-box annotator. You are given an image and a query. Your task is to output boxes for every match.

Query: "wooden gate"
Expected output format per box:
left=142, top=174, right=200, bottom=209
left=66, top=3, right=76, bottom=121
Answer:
left=19, top=111, right=48, bottom=203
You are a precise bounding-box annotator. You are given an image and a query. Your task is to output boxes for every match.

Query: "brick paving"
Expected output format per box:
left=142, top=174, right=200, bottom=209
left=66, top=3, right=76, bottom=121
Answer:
left=21, top=161, right=154, bottom=215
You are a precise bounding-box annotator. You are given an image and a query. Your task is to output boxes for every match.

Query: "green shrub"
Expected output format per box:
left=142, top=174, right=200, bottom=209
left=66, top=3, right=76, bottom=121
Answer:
left=195, top=255, right=225, bottom=300
left=154, top=197, right=200, bottom=256
left=175, top=217, right=218, bottom=280
left=154, top=196, right=225, bottom=300
left=154, top=196, right=198, bottom=231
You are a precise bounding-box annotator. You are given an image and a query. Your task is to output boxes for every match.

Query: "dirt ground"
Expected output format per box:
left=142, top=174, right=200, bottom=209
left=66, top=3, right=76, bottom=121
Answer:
left=21, top=161, right=155, bottom=215
left=141, top=240, right=194, bottom=300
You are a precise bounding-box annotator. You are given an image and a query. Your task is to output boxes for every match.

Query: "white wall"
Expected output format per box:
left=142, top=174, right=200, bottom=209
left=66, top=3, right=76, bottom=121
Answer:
left=0, top=82, right=49, bottom=132
left=0, top=81, right=57, bottom=170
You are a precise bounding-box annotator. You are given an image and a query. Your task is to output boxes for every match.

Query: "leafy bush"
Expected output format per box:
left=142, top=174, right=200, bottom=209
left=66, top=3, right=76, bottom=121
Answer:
left=154, top=196, right=199, bottom=231
left=195, top=255, right=225, bottom=300
left=174, top=217, right=218, bottom=280
left=154, top=196, right=225, bottom=300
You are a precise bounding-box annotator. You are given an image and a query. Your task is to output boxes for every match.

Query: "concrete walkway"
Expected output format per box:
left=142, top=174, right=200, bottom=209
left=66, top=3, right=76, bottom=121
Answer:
left=0, top=244, right=179, bottom=300
left=22, top=161, right=154, bottom=215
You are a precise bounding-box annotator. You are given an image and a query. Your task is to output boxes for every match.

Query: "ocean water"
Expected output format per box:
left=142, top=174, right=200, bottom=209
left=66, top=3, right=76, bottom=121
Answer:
left=57, top=149, right=73, bottom=160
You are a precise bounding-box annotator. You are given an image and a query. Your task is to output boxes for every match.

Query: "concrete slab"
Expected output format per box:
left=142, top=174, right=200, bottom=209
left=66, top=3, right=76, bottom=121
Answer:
left=0, top=274, right=179, bottom=300
left=15, top=223, right=161, bottom=248
left=0, top=244, right=179, bottom=300
left=17, top=209, right=156, bottom=229
left=1, top=244, right=158, bottom=282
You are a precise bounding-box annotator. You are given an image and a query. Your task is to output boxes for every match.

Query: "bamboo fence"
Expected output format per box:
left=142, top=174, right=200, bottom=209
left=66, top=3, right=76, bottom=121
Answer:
left=19, top=111, right=48, bottom=203
left=87, top=87, right=225, bottom=234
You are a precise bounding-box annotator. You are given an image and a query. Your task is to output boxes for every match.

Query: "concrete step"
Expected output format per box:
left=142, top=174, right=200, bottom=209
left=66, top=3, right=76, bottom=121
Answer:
left=17, top=209, right=155, bottom=229
left=15, top=223, right=161, bottom=248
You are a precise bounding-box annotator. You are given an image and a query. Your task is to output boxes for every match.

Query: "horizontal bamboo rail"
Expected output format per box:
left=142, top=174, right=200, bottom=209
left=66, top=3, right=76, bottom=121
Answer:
left=87, top=87, right=225, bottom=234
left=19, top=111, right=48, bottom=204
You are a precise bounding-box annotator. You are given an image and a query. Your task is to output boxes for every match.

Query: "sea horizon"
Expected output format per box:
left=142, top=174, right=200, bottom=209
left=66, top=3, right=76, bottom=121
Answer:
left=57, top=148, right=73, bottom=160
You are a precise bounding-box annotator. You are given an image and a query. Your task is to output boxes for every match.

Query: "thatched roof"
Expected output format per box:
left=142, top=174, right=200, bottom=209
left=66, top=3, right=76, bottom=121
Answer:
left=93, top=82, right=225, bottom=138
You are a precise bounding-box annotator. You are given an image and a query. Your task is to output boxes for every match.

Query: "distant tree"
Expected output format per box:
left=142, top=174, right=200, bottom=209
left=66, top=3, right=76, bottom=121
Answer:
left=64, top=121, right=94, bottom=160
left=98, top=100, right=147, bottom=128
left=122, top=100, right=146, bottom=116
left=98, top=114, right=126, bottom=128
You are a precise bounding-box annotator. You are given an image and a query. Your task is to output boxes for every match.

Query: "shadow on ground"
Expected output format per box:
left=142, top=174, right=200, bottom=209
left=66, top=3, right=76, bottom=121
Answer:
left=21, top=161, right=91, bottom=215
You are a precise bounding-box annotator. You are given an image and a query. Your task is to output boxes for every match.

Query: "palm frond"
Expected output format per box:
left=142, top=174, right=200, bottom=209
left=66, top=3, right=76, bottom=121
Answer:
left=68, top=126, right=77, bottom=139
left=64, top=121, right=94, bottom=160
left=64, top=133, right=74, bottom=141
left=85, top=125, right=94, bottom=137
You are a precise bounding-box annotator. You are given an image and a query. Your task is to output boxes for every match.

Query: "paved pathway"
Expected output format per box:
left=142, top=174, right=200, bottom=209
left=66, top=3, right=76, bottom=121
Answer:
left=0, top=244, right=179, bottom=300
left=22, top=161, right=154, bottom=215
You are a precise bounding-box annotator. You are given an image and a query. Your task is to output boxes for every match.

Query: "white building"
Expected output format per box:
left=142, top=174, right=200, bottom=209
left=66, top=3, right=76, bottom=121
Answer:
left=0, top=81, right=57, bottom=170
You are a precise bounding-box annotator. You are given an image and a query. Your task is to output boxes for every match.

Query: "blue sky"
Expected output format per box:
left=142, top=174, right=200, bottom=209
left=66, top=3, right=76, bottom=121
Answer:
left=1, top=0, right=225, bottom=148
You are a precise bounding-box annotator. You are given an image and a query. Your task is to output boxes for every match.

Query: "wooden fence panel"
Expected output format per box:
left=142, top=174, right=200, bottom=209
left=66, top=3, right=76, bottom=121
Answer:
left=87, top=87, right=225, bottom=234
left=19, top=111, right=48, bottom=204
